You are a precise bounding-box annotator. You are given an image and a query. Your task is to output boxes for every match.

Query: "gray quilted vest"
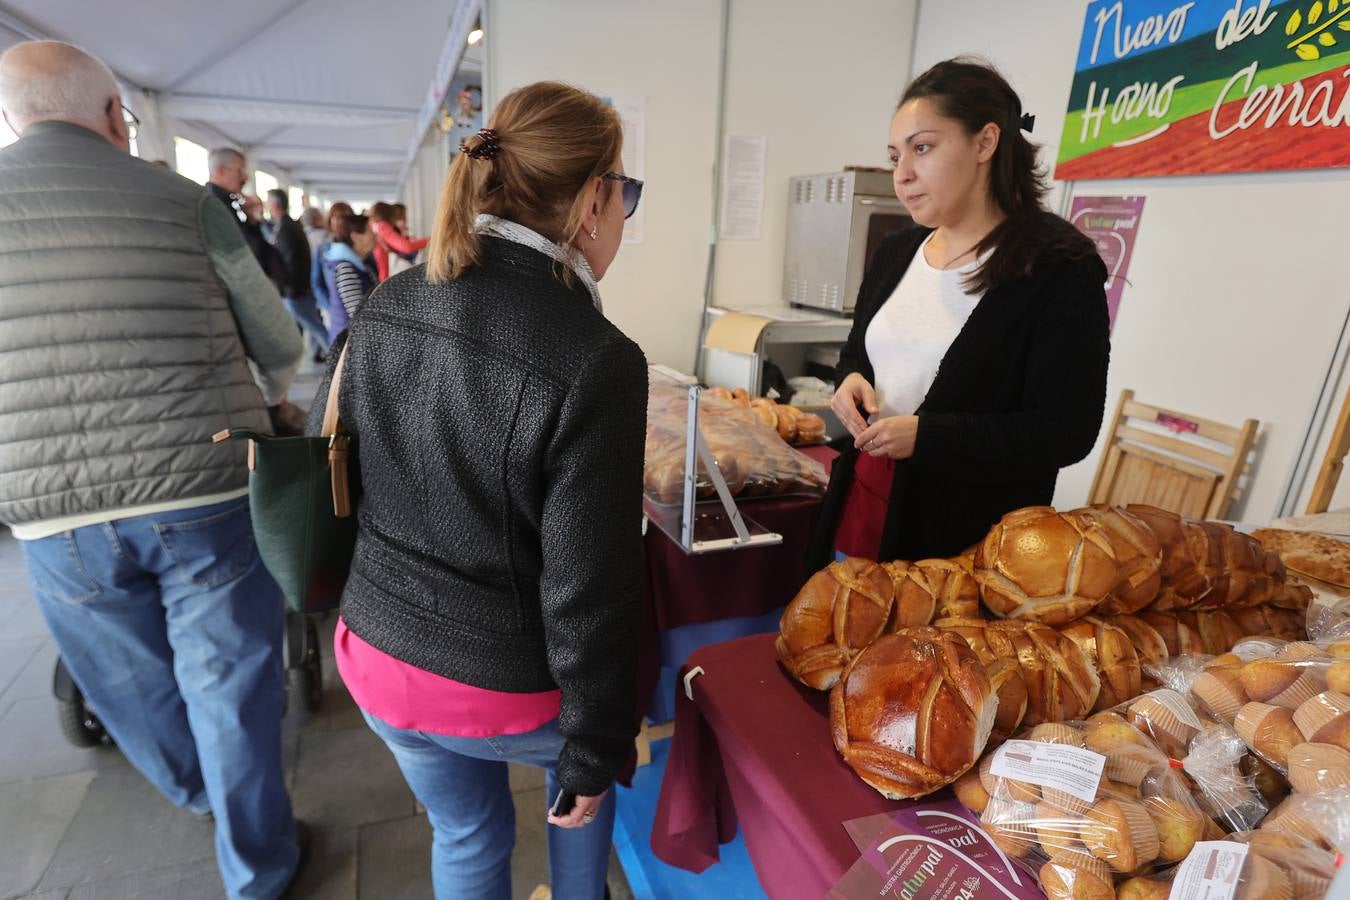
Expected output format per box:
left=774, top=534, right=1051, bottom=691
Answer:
left=0, top=121, right=270, bottom=526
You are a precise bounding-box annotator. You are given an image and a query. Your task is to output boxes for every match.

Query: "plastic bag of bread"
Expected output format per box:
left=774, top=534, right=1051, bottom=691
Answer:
left=1262, top=785, right=1350, bottom=853
left=829, top=629, right=996, bottom=799
left=974, top=507, right=1121, bottom=626
left=1113, top=832, right=1335, bottom=900
left=936, top=617, right=1100, bottom=734
left=642, top=385, right=826, bottom=504
left=776, top=557, right=892, bottom=690
left=961, top=715, right=1217, bottom=897
left=703, top=387, right=827, bottom=445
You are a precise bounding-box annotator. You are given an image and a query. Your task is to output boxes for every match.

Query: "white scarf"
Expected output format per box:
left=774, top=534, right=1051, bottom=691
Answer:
left=473, top=214, right=603, bottom=313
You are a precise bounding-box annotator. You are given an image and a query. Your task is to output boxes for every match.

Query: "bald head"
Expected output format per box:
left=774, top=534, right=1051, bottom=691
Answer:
left=0, top=41, right=127, bottom=149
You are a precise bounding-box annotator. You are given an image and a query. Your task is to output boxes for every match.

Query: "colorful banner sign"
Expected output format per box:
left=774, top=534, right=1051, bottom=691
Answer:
left=1056, top=0, right=1350, bottom=180
left=1069, top=195, right=1147, bottom=331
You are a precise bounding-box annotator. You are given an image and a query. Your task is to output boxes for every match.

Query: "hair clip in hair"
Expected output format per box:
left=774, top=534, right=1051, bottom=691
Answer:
left=459, top=127, right=501, bottom=160
left=1020, top=113, right=1036, bottom=134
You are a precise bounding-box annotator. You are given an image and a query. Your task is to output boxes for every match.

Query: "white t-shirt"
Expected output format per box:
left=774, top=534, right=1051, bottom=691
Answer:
left=864, top=234, right=988, bottom=418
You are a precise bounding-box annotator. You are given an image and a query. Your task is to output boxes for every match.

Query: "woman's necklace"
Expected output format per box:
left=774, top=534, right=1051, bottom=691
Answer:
left=928, top=234, right=979, bottom=270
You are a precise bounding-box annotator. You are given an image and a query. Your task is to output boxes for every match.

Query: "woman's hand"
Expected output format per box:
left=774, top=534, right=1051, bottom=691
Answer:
left=854, top=415, right=919, bottom=460
left=832, top=373, right=879, bottom=439
left=547, top=791, right=607, bottom=829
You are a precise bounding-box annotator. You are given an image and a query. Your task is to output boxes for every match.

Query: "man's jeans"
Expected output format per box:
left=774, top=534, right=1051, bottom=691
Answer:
left=282, top=293, right=330, bottom=356
left=20, top=497, right=298, bottom=899
left=363, top=710, right=615, bottom=900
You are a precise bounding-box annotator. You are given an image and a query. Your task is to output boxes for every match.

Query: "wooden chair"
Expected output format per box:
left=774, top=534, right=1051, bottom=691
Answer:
left=1306, top=381, right=1350, bottom=514
left=1088, top=389, right=1259, bottom=520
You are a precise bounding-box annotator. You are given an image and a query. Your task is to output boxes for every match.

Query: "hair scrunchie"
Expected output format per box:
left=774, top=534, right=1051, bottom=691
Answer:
left=460, top=128, right=501, bottom=160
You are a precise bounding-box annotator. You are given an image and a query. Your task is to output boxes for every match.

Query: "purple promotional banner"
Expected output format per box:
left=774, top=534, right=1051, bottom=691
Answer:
left=831, top=797, right=1043, bottom=900
left=1069, top=195, right=1146, bottom=333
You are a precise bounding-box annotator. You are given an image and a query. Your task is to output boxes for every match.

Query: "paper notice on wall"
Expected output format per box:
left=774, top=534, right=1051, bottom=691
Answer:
left=989, top=740, right=1107, bottom=804
left=1168, top=841, right=1248, bottom=900
left=718, top=135, right=766, bottom=241
left=600, top=92, right=645, bottom=245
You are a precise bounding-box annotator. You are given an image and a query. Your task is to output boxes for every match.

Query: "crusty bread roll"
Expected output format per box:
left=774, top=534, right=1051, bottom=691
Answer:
left=1187, top=520, right=1283, bottom=610
left=1106, top=613, right=1170, bottom=671
left=1059, top=616, right=1143, bottom=712
left=1176, top=609, right=1243, bottom=656
left=1232, top=604, right=1307, bottom=642
left=940, top=617, right=1100, bottom=728
left=830, top=631, right=996, bottom=799
left=776, top=558, right=893, bottom=690
left=889, top=558, right=981, bottom=625
left=1139, top=609, right=1204, bottom=657
left=935, top=617, right=1030, bottom=741
left=1069, top=506, right=1162, bottom=614
left=794, top=412, right=826, bottom=444
left=1126, top=504, right=1213, bottom=610
left=976, top=507, right=1120, bottom=625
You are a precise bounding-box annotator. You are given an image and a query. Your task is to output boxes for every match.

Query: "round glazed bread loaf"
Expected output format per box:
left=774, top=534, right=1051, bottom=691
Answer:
left=975, top=507, right=1120, bottom=625
left=935, top=617, right=1030, bottom=741
left=1068, top=506, right=1163, bottom=614
left=1232, top=604, right=1307, bottom=642
left=1139, top=609, right=1204, bottom=657
left=1058, top=616, right=1142, bottom=712
left=1176, top=609, right=1244, bottom=656
left=830, top=631, right=996, bottom=800
left=775, top=558, right=893, bottom=690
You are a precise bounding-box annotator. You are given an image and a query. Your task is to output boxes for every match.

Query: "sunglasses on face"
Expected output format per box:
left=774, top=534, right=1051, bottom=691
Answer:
left=602, top=172, right=643, bottom=219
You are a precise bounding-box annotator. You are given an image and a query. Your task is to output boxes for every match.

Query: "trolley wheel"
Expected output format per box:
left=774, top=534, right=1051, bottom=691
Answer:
left=58, top=696, right=109, bottom=747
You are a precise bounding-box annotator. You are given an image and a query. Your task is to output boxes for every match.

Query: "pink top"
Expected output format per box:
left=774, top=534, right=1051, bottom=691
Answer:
left=334, top=617, right=562, bottom=737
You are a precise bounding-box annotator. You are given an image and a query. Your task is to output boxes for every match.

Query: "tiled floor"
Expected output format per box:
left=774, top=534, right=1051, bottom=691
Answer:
left=0, top=360, right=635, bottom=900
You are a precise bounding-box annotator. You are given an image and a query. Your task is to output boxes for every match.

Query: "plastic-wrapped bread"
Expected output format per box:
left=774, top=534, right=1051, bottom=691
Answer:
left=829, top=631, right=995, bottom=799
left=775, top=557, right=893, bottom=690
left=974, top=507, right=1120, bottom=626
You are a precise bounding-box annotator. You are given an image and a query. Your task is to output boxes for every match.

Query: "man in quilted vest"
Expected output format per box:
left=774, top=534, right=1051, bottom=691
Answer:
left=0, top=41, right=305, bottom=899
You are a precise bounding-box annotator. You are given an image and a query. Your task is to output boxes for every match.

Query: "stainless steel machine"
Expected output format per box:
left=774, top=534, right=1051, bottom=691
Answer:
left=782, top=168, right=910, bottom=315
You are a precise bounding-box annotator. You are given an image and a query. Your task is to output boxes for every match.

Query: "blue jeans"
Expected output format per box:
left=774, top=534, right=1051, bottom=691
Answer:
left=282, top=293, right=330, bottom=356
left=363, top=710, right=615, bottom=900
left=20, top=497, right=298, bottom=900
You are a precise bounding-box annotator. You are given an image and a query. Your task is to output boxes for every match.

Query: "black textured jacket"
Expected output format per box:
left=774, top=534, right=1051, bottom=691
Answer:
left=806, top=218, right=1111, bottom=571
left=308, top=238, right=648, bottom=795
left=270, top=214, right=312, bottom=299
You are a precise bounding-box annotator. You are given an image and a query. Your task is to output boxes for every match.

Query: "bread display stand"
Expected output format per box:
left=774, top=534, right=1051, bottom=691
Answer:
left=643, top=373, right=783, bottom=555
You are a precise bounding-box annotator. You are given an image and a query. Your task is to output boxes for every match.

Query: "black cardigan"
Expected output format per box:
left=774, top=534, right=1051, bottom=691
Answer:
left=806, top=218, right=1111, bottom=570
left=306, top=238, right=649, bottom=796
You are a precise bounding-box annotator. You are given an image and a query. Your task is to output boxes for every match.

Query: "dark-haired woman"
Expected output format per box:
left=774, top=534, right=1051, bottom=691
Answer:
left=807, top=58, right=1111, bottom=569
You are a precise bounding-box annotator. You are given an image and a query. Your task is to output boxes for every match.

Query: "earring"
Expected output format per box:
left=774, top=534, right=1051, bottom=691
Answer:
left=589, top=225, right=598, bottom=240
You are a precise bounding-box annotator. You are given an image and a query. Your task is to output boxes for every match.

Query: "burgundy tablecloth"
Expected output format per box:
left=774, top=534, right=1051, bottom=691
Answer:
left=651, top=632, right=933, bottom=898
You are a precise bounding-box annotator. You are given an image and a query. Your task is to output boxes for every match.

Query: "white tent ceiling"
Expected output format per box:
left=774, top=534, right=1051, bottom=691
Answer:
left=0, top=0, right=478, bottom=199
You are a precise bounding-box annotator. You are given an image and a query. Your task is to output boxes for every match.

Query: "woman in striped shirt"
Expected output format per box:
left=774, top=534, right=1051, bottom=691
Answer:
left=320, top=211, right=376, bottom=342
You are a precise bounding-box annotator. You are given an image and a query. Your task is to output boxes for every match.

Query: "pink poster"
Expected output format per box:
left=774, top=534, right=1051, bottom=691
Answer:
left=1069, top=195, right=1146, bottom=333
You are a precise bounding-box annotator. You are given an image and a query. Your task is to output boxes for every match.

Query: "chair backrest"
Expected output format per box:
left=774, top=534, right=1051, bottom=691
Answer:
left=1087, top=389, right=1260, bottom=520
